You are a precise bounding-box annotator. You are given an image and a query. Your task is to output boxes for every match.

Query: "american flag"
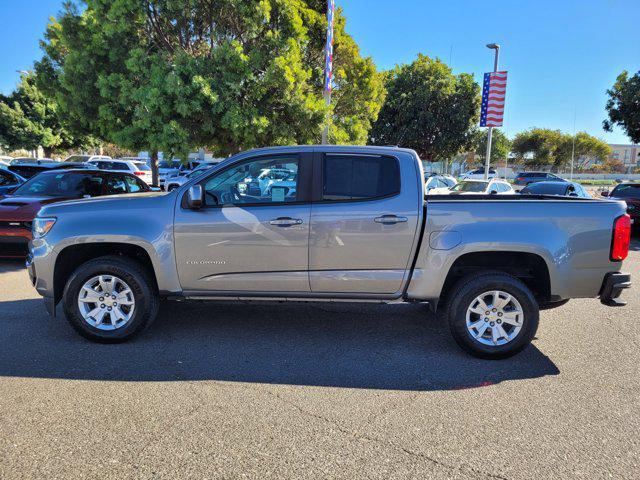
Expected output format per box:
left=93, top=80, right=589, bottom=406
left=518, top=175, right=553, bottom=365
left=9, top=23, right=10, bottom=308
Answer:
left=480, top=71, right=508, bottom=127
left=323, top=0, right=335, bottom=96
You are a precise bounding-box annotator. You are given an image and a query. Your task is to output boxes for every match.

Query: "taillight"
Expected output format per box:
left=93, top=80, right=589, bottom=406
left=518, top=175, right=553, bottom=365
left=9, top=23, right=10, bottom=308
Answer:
left=610, top=214, right=631, bottom=262
left=516, top=177, right=524, bottom=182
left=134, top=171, right=145, bottom=176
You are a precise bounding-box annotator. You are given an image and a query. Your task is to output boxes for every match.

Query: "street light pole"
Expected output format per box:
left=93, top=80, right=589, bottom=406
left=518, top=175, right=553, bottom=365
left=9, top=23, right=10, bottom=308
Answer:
left=484, top=43, right=500, bottom=180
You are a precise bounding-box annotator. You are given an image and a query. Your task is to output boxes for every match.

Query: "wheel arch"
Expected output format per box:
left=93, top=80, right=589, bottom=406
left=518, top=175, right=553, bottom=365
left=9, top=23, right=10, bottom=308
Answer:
left=53, top=242, right=159, bottom=307
left=439, top=251, right=552, bottom=309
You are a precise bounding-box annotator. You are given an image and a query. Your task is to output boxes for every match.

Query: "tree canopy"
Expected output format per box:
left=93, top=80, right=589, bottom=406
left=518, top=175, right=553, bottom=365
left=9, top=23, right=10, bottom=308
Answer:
left=604, top=70, right=640, bottom=144
left=512, top=128, right=610, bottom=169
left=0, top=72, right=90, bottom=156
left=36, top=0, right=385, bottom=161
left=472, top=128, right=511, bottom=164
left=368, top=54, right=480, bottom=161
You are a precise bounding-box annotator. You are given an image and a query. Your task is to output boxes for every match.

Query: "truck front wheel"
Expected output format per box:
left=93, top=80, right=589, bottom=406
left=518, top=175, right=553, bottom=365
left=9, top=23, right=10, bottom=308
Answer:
left=445, top=272, right=539, bottom=359
left=62, top=255, right=159, bottom=343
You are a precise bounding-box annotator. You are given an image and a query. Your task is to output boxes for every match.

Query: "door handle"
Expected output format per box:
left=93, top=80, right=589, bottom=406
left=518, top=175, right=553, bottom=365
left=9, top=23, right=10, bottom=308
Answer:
left=374, top=215, right=408, bottom=225
left=269, top=217, right=303, bottom=227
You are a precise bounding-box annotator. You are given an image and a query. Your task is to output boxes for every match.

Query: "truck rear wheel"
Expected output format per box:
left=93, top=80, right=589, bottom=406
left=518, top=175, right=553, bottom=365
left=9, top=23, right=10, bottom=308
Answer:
left=62, top=255, right=159, bottom=343
left=445, top=272, right=539, bottom=359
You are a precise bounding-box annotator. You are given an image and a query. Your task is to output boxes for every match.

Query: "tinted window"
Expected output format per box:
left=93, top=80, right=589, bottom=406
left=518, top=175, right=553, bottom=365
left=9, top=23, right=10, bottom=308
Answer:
left=13, top=172, right=104, bottom=197
left=110, top=162, right=130, bottom=171
left=0, top=170, right=16, bottom=186
left=521, top=182, right=568, bottom=195
left=203, top=156, right=299, bottom=206
left=610, top=184, right=640, bottom=199
left=323, top=155, right=400, bottom=201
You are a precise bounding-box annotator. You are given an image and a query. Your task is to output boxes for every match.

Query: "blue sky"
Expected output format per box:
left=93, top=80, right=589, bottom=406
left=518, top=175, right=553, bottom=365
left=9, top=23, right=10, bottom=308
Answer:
left=1, top=0, right=638, bottom=144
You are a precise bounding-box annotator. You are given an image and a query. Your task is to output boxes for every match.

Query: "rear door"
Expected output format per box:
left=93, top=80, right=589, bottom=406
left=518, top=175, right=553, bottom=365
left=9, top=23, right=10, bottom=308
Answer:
left=308, top=151, right=422, bottom=295
left=174, top=152, right=313, bottom=293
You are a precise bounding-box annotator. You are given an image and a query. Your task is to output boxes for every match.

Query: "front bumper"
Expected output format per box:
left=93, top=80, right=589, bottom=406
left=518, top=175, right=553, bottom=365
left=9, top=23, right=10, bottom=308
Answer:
left=26, top=251, right=56, bottom=317
left=599, top=272, right=631, bottom=307
left=0, top=226, right=32, bottom=257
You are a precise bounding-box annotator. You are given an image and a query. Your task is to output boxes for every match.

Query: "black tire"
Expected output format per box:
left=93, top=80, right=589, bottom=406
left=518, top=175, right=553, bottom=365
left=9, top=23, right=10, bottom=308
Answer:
left=539, top=299, right=570, bottom=310
left=446, top=272, right=539, bottom=359
left=62, top=255, right=159, bottom=343
left=167, top=184, right=177, bottom=191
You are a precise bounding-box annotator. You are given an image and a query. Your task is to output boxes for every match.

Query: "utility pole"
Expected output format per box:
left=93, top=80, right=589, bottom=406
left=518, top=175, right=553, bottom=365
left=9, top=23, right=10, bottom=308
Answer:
left=484, top=43, right=500, bottom=180
left=321, top=0, right=335, bottom=145
left=570, top=107, right=576, bottom=180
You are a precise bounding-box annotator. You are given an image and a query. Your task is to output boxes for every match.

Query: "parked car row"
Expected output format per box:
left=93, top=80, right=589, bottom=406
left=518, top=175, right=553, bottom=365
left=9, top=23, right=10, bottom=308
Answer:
left=0, top=169, right=152, bottom=258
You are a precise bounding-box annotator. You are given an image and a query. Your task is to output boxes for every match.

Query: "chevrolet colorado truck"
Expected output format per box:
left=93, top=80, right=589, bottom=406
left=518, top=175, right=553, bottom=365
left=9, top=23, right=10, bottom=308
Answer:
left=26, top=146, right=632, bottom=358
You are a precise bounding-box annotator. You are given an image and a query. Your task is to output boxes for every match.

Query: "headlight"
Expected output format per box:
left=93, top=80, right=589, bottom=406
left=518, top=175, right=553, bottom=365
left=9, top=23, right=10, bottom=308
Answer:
left=32, top=217, right=56, bottom=238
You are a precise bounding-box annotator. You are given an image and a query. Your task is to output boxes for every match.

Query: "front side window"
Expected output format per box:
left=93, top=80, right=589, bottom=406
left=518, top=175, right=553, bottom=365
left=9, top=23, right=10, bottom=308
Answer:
left=124, top=175, right=147, bottom=193
left=323, top=154, right=400, bottom=201
left=203, top=156, right=299, bottom=206
left=106, top=175, right=128, bottom=195
left=0, top=170, right=15, bottom=186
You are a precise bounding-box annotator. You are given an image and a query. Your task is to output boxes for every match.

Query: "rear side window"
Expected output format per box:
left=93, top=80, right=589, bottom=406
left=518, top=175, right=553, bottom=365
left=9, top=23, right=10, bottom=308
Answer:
left=133, top=162, right=151, bottom=171
left=323, top=155, right=400, bottom=201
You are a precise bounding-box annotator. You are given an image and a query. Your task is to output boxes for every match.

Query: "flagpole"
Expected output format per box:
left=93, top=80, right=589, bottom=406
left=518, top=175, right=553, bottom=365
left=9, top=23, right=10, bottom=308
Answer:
left=484, top=44, right=500, bottom=180
left=321, top=0, right=335, bottom=145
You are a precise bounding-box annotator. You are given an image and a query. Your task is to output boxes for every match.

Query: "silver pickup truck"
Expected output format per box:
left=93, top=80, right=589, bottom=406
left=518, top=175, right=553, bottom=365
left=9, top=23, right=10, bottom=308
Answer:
left=26, top=146, right=632, bottom=358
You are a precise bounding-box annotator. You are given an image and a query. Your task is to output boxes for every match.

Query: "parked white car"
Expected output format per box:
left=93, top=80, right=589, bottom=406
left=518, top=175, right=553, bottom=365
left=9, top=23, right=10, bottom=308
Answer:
left=434, top=179, right=515, bottom=195
left=87, top=158, right=153, bottom=185
left=460, top=167, right=498, bottom=180
left=0, top=156, right=13, bottom=166
left=157, top=160, right=203, bottom=188
left=425, top=174, right=457, bottom=194
left=164, top=165, right=215, bottom=191
left=63, top=154, right=112, bottom=163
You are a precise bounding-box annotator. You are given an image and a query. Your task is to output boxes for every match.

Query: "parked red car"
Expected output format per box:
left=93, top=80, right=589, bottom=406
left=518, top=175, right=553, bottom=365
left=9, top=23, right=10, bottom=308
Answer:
left=0, top=169, right=151, bottom=257
left=603, top=183, right=640, bottom=228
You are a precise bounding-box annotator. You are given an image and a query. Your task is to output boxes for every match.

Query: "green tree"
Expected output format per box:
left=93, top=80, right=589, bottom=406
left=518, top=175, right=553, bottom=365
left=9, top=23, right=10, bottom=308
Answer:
left=368, top=54, right=480, bottom=160
left=37, top=0, right=385, bottom=183
left=556, top=131, right=611, bottom=170
left=512, top=128, right=611, bottom=170
left=0, top=72, right=88, bottom=156
left=511, top=128, right=567, bottom=167
left=472, top=128, right=511, bottom=163
left=604, top=70, right=640, bottom=143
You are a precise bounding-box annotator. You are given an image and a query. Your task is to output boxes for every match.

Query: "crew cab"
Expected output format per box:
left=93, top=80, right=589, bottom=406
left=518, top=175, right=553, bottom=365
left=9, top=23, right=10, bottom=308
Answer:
left=27, top=146, right=632, bottom=358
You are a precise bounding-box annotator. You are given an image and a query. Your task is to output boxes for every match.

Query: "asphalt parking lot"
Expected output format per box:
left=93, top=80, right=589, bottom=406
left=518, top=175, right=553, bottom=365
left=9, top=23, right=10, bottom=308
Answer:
left=1, top=239, right=639, bottom=479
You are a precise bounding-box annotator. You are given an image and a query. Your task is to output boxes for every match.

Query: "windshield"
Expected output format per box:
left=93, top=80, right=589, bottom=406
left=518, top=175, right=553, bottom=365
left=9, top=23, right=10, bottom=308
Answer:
left=187, top=168, right=211, bottom=178
left=610, top=184, right=640, bottom=199
left=12, top=171, right=104, bottom=197
left=451, top=181, right=488, bottom=192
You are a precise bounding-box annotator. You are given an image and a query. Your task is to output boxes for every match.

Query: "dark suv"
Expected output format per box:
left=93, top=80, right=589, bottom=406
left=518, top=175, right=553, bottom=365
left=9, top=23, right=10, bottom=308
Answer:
left=513, top=172, right=566, bottom=188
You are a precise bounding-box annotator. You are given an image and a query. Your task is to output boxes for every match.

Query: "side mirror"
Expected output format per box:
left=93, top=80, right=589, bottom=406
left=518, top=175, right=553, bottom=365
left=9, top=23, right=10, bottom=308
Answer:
left=601, top=190, right=609, bottom=197
left=186, top=184, right=204, bottom=209
left=489, top=189, right=498, bottom=195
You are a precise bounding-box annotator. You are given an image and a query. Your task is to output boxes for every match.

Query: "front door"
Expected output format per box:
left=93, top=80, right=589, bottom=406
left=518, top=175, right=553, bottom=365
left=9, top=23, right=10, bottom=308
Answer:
left=308, top=152, right=421, bottom=294
left=174, top=153, right=312, bottom=293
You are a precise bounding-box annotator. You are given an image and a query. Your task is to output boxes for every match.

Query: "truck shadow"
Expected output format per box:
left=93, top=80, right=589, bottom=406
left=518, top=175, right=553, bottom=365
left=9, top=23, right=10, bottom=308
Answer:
left=0, top=298, right=559, bottom=391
